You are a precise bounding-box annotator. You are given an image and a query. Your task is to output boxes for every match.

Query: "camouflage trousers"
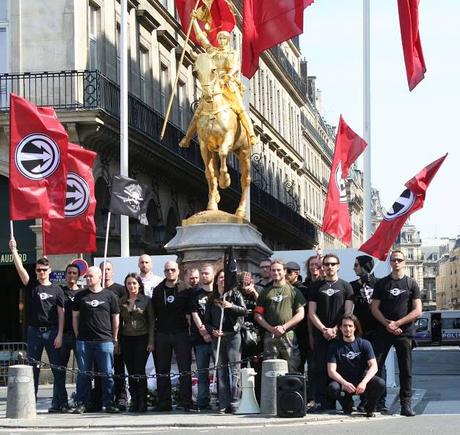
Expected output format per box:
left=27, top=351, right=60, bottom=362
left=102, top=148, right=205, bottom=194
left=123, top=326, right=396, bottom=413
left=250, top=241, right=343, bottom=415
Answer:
left=263, top=330, right=301, bottom=373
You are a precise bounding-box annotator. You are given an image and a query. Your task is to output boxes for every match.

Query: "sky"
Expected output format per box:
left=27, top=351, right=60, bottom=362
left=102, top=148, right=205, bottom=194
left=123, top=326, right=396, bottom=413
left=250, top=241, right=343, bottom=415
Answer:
left=300, top=0, right=460, bottom=241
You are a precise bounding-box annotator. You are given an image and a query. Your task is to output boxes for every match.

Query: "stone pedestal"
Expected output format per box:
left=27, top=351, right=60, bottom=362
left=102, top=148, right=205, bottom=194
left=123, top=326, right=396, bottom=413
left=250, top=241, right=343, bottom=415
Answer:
left=164, top=218, right=272, bottom=275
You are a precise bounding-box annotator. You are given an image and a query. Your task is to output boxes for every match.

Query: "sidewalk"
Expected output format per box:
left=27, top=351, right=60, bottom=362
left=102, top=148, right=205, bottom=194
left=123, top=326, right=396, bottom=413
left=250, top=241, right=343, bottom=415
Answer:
left=0, top=385, right=411, bottom=429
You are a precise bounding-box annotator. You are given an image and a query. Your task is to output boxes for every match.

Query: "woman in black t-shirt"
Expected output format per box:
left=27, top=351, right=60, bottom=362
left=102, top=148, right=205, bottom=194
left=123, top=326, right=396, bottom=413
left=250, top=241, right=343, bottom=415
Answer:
left=119, top=273, right=154, bottom=412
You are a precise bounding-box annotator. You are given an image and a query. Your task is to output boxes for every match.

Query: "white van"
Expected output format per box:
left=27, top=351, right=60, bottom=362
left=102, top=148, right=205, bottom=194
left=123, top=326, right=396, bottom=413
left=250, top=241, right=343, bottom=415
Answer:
left=414, top=310, right=460, bottom=346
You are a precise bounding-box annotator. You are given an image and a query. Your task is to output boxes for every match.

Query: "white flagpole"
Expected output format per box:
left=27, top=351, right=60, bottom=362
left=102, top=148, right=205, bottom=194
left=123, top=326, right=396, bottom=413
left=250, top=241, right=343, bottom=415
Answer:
left=102, top=211, right=111, bottom=286
left=363, top=0, right=372, bottom=241
left=9, top=220, right=14, bottom=239
left=212, top=293, right=226, bottom=393
left=120, top=0, right=129, bottom=257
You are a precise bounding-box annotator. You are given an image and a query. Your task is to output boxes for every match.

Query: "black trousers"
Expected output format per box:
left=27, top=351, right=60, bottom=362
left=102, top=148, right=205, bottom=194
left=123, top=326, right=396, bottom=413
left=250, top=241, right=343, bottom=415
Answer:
left=314, top=334, right=334, bottom=407
left=120, top=334, right=149, bottom=407
left=328, top=376, right=385, bottom=412
left=374, top=332, right=413, bottom=405
left=155, top=331, right=192, bottom=408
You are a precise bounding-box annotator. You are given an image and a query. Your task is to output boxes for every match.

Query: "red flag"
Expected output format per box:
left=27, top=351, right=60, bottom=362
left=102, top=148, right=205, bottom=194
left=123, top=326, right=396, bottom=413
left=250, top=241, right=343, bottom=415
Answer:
left=321, top=116, right=368, bottom=246
left=175, top=0, right=236, bottom=47
left=360, top=154, right=447, bottom=260
left=398, top=0, right=426, bottom=91
left=242, top=0, right=314, bottom=78
left=9, top=94, right=68, bottom=220
left=43, top=143, right=97, bottom=255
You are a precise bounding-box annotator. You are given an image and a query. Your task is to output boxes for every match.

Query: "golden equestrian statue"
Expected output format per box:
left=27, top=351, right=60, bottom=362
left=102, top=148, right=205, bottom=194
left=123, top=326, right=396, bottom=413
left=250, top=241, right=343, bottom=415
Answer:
left=177, top=8, right=258, bottom=221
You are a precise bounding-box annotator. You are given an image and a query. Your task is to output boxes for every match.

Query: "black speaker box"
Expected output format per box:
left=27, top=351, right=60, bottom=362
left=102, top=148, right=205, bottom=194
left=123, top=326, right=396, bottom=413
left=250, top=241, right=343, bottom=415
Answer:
left=276, top=374, right=306, bottom=417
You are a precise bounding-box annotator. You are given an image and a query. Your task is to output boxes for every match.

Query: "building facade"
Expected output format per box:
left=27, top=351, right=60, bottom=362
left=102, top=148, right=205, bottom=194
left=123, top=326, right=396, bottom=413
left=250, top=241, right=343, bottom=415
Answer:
left=0, top=1, right=363, bottom=341
left=436, top=237, right=460, bottom=310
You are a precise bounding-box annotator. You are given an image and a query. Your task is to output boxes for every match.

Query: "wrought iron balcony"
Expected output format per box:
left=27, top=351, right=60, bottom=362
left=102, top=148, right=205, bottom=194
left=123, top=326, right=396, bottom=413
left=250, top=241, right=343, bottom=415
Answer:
left=0, top=70, right=317, bottom=244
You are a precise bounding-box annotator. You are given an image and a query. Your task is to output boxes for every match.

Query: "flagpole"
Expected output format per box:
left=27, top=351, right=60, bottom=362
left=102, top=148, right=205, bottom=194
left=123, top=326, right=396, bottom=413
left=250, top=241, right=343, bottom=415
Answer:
left=9, top=220, right=14, bottom=239
left=159, top=0, right=201, bottom=140
left=212, top=293, right=226, bottom=393
left=41, top=221, right=46, bottom=257
left=363, top=0, right=372, bottom=241
left=102, top=211, right=111, bottom=286
left=120, top=0, right=129, bottom=257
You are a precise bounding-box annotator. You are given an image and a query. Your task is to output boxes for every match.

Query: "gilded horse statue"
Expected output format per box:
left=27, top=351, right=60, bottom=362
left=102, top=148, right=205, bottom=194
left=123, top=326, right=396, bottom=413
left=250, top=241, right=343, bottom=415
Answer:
left=179, top=51, right=251, bottom=218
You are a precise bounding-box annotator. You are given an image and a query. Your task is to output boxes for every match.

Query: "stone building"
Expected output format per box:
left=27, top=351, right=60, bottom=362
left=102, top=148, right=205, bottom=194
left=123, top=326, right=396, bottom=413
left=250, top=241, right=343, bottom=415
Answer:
left=436, top=237, right=460, bottom=310
left=0, top=1, right=363, bottom=341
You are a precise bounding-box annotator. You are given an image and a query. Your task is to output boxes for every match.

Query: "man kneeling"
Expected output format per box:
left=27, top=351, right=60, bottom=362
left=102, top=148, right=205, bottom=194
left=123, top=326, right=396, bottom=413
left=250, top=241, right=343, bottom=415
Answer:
left=327, top=314, right=385, bottom=417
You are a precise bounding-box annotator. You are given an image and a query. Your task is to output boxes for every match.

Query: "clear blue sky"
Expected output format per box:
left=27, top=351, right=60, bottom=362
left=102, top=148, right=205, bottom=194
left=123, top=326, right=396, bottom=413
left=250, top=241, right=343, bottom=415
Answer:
left=300, top=0, right=459, bottom=240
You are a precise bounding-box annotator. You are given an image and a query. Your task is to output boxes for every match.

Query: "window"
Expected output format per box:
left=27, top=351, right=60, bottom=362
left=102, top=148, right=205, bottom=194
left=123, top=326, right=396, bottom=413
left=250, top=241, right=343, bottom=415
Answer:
left=408, top=248, right=414, bottom=260
left=160, top=64, right=169, bottom=115
left=415, top=318, right=428, bottom=332
left=139, top=46, right=153, bottom=105
left=177, top=80, right=186, bottom=130
left=88, top=3, right=100, bottom=70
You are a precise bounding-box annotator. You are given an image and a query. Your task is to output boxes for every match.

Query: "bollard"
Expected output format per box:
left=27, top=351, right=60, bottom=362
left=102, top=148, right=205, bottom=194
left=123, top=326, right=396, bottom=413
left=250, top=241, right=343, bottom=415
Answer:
left=235, top=367, right=260, bottom=414
left=260, top=359, right=288, bottom=415
left=6, top=365, right=36, bottom=419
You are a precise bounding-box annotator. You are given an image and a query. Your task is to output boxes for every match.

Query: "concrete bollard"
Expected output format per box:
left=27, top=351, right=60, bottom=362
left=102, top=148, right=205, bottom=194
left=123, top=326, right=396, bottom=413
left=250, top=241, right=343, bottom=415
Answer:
left=235, top=367, right=260, bottom=414
left=260, top=359, right=288, bottom=415
left=6, top=365, right=36, bottom=419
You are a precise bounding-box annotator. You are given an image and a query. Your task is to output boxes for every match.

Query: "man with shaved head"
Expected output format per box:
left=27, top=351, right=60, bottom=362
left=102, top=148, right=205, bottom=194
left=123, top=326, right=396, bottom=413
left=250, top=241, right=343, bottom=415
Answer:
left=72, top=266, right=120, bottom=414
left=151, top=260, right=193, bottom=411
left=138, top=254, right=162, bottom=298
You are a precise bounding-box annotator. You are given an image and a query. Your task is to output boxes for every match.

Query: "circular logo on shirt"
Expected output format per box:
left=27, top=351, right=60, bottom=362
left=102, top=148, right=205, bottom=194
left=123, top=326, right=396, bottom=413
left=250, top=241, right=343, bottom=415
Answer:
left=166, top=295, right=175, bottom=304
left=15, top=133, right=61, bottom=180
left=87, top=300, right=105, bottom=307
left=389, top=288, right=407, bottom=297
left=39, top=292, right=53, bottom=300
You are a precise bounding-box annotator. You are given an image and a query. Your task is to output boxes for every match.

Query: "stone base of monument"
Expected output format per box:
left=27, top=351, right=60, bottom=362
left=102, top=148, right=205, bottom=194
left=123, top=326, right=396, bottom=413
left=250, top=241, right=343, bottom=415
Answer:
left=165, top=211, right=272, bottom=274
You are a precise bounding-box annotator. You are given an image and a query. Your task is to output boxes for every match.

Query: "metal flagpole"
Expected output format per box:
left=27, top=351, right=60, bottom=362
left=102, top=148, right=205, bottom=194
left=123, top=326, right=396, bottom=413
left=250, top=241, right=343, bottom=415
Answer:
left=102, top=211, right=112, bottom=286
left=363, top=0, right=372, bottom=241
left=212, top=293, right=226, bottom=393
left=242, top=76, right=251, bottom=221
left=120, top=0, right=129, bottom=257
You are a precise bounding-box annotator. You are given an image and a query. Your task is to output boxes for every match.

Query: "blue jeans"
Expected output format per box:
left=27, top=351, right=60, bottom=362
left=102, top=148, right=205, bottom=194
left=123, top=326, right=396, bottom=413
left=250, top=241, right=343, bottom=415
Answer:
left=194, top=343, right=213, bottom=407
left=54, top=331, right=76, bottom=406
left=75, top=340, right=114, bottom=407
left=27, top=326, right=66, bottom=407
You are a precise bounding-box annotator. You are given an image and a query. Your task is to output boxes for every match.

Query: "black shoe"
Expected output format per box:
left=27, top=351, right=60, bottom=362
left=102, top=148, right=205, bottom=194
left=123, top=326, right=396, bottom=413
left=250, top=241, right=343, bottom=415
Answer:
left=197, top=405, right=212, bottom=412
left=48, top=406, right=62, bottom=414
left=176, top=403, right=197, bottom=412
left=376, top=403, right=389, bottom=413
left=366, top=411, right=376, bottom=418
left=308, top=403, right=328, bottom=413
left=85, top=404, right=102, bottom=412
left=400, top=406, right=416, bottom=417
left=116, top=398, right=127, bottom=412
left=152, top=405, right=172, bottom=412
left=70, top=404, right=86, bottom=414
left=104, top=403, right=120, bottom=414
left=137, top=403, right=147, bottom=413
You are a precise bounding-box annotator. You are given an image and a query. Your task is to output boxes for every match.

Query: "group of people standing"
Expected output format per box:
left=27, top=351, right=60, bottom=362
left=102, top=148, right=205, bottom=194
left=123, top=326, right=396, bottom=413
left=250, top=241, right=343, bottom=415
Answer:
left=9, top=237, right=421, bottom=417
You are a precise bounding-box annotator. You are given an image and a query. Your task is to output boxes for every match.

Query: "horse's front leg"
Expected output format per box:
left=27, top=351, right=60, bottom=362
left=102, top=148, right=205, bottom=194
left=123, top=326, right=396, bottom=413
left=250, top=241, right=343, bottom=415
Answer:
left=234, top=143, right=251, bottom=218
left=200, top=141, right=219, bottom=210
left=218, top=133, right=233, bottom=189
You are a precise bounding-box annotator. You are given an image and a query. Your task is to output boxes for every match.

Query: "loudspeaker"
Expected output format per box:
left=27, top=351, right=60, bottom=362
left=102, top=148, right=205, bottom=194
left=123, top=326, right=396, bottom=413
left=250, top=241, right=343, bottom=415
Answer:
left=276, top=374, right=306, bottom=417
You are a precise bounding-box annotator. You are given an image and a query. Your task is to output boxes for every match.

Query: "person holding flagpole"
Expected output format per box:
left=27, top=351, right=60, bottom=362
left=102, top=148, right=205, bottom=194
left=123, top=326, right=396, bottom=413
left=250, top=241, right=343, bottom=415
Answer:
left=9, top=238, right=66, bottom=413
left=204, top=269, right=246, bottom=414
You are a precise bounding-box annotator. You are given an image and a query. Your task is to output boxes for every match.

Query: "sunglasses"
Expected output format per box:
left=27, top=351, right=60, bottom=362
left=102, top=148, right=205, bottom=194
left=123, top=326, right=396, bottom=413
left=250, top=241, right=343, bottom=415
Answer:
left=36, top=268, right=49, bottom=273
left=390, top=258, right=404, bottom=263
left=164, top=268, right=176, bottom=272
left=323, top=262, right=338, bottom=267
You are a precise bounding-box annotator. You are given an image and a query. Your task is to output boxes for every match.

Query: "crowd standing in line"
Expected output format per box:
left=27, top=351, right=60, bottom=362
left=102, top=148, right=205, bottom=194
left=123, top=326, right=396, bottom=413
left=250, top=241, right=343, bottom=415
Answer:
left=8, top=239, right=421, bottom=417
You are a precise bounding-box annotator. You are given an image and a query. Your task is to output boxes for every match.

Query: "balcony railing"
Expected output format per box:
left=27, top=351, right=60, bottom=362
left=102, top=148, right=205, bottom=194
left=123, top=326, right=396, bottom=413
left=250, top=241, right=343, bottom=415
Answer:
left=0, top=70, right=317, bottom=244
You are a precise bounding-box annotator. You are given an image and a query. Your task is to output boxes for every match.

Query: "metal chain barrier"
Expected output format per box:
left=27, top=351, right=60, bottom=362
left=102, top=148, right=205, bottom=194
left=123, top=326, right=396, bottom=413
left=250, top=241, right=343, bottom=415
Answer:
left=14, top=351, right=267, bottom=381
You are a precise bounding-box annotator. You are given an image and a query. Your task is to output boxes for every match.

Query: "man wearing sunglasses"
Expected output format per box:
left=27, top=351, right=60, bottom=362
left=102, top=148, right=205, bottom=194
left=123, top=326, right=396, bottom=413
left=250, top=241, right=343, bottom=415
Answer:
left=9, top=238, right=66, bottom=413
left=308, top=254, right=354, bottom=411
left=371, top=250, right=422, bottom=417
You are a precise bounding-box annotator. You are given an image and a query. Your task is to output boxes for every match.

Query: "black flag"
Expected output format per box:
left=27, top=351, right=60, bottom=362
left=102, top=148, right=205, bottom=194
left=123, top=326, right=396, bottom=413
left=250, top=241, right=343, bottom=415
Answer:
left=109, top=175, right=152, bottom=225
left=223, top=246, right=237, bottom=293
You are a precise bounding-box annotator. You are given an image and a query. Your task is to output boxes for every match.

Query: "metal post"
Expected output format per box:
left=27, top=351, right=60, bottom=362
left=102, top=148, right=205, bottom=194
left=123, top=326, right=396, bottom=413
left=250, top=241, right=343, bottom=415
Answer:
left=120, top=0, right=129, bottom=257
left=242, top=76, right=251, bottom=221
left=363, top=0, right=372, bottom=241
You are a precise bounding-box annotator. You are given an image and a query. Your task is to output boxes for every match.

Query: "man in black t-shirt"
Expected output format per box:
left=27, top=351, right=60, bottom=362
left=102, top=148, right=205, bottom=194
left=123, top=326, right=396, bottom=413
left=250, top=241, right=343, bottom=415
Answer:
left=309, top=254, right=354, bottom=411
left=327, top=314, right=385, bottom=417
left=99, top=261, right=127, bottom=410
left=72, top=266, right=120, bottom=414
left=371, top=250, right=422, bottom=417
left=9, top=238, right=66, bottom=413
left=190, top=264, right=214, bottom=410
left=254, top=258, right=273, bottom=291
left=59, top=263, right=81, bottom=410
left=151, top=261, right=193, bottom=411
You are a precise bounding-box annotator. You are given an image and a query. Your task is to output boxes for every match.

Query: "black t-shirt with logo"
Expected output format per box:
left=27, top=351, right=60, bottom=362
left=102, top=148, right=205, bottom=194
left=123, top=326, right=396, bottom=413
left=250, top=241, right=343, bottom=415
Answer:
left=350, top=275, right=379, bottom=334
left=310, top=278, right=354, bottom=331
left=73, top=288, right=120, bottom=341
left=191, top=287, right=212, bottom=345
left=25, top=280, right=65, bottom=327
left=61, top=285, right=82, bottom=333
left=107, top=282, right=126, bottom=300
left=327, top=337, right=375, bottom=385
left=151, top=280, right=192, bottom=333
left=372, top=274, right=421, bottom=337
